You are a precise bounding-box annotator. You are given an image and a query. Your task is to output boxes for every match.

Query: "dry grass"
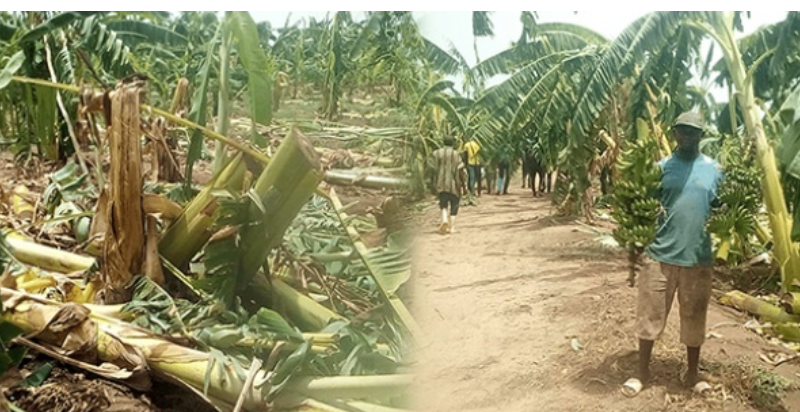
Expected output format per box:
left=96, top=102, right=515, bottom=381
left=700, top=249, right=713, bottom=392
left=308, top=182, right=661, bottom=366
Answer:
left=704, top=361, right=794, bottom=412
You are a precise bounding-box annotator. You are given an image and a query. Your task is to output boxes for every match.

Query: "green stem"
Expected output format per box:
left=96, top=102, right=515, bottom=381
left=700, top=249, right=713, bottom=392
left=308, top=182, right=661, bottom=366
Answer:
left=288, top=374, right=412, bottom=403
left=728, top=83, right=737, bottom=136
left=747, top=48, right=775, bottom=82
left=159, top=153, right=246, bottom=268
left=9, top=402, right=27, bottom=412
left=214, top=27, right=232, bottom=174
left=257, top=274, right=344, bottom=331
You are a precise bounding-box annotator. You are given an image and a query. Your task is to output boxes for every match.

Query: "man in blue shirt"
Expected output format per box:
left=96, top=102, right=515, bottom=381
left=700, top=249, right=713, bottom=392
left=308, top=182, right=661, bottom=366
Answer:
left=622, top=112, right=723, bottom=397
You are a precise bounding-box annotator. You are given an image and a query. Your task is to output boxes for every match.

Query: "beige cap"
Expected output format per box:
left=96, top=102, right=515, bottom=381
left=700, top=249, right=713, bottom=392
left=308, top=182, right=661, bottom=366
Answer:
left=674, top=112, right=705, bottom=131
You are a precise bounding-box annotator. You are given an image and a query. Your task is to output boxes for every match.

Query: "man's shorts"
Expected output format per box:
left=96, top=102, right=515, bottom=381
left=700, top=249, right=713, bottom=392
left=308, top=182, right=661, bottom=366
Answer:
left=636, top=258, right=713, bottom=347
left=437, top=192, right=459, bottom=216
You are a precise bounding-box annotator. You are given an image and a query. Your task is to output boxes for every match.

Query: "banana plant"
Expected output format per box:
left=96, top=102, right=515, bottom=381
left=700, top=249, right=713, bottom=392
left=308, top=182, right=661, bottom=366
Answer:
left=776, top=83, right=800, bottom=252
left=553, top=11, right=800, bottom=289
left=688, top=12, right=800, bottom=289
left=0, top=12, right=188, bottom=161
left=183, top=11, right=276, bottom=179
left=321, top=12, right=354, bottom=120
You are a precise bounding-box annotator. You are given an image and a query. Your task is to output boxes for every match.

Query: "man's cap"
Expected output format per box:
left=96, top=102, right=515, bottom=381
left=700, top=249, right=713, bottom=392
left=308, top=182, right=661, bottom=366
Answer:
left=674, top=112, right=705, bottom=131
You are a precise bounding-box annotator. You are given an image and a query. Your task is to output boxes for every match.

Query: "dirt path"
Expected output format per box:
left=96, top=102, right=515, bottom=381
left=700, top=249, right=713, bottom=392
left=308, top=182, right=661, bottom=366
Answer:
left=412, top=179, right=800, bottom=412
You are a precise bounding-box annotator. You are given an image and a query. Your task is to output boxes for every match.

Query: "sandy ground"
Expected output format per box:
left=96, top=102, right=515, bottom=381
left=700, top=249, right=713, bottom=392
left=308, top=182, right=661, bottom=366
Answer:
left=411, top=179, right=800, bottom=412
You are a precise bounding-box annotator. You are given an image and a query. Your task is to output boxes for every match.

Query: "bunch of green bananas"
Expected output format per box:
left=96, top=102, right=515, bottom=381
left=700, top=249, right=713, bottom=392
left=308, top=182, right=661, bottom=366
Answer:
left=612, top=129, right=662, bottom=286
left=713, top=166, right=761, bottom=213
left=707, top=139, right=762, bottom=265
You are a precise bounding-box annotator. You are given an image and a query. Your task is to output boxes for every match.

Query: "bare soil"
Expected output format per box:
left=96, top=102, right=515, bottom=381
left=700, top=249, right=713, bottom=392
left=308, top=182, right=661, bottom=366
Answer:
left=411, top=179, right=800, bottom=412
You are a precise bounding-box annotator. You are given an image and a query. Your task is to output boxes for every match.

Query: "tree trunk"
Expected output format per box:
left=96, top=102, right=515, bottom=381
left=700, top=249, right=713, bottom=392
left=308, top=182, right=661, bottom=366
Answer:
left=327, top=84, right=340, bottom=121
left=148, top=117, right=182, bottom=183
left=99, top=82, right=146, bottom=304
left=169, top=78, right=189, bottom=116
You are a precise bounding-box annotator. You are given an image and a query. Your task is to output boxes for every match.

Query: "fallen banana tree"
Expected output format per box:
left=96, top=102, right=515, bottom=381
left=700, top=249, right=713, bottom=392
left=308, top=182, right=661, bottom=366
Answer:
left=719, top=290, right=800, bottom=345
left=159, top=152, right=248, bottom=269
left=0, top=245, right=369, bottom=358
left=4, top=68, right=415, bottom=412
left=323, top=171, right=408, bottom=191
left=3, top=231, right=345, bottom=334
left=266, top=274, right=345, bottom=331
left=720, top=290, right=800, bottom=324
left=328, top=188, right=420, bottom=344
left=0, top=288, right=412, bottom=412
left=315, top=148, right=396, bottom=169
left=2, top=207, right=412, bottom=401
left=2, top=230, right=410, bottom=408
left=4, top=233, right=95, bottom=273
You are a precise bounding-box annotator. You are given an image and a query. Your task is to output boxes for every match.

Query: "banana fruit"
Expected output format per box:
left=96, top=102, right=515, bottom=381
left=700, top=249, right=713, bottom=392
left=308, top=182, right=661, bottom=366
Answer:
left=612, top=120, right=663, bottom=287
left=706, top=138, right=763, bottom=265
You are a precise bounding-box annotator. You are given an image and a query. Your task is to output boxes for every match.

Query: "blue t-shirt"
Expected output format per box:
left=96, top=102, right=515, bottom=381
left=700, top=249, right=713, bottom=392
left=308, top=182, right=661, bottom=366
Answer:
left=647, top=153, right=723, bottom=267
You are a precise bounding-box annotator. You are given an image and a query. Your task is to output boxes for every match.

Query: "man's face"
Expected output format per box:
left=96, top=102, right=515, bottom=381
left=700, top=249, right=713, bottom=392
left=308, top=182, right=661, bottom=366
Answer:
left=672, top=126, right=702, bottom=149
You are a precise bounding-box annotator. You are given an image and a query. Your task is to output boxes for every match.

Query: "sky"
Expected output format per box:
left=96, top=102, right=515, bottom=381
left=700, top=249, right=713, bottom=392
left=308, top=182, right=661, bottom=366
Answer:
left=248, top=11, right=790, bottom=99
left=249, top=11, right=788, bottom=63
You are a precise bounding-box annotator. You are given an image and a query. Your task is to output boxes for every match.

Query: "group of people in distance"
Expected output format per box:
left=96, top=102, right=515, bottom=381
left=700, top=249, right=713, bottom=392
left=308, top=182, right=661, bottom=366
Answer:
left=428, top=136, right=508, bottom=235
left=428, top=136, right=549, bottom=235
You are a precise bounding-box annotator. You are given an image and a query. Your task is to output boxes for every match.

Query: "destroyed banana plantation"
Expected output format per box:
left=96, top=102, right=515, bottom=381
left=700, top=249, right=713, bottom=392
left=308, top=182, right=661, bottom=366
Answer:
left=4, top=9, right=800, bottom=412
left=0, top=10, right=424, bottom=412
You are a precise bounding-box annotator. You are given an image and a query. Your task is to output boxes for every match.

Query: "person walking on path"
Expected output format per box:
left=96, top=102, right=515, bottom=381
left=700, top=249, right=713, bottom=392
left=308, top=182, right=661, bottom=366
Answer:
left=459, top=144, right=476, bottom=206
left=484, top=158, right=497, bottom=195
left=430, top=136, right=466, bottom=234
left=621, top=112, right=724, bottom=397
left=463, top=138, right=482, bottom=197
left=496, top=146, right=511, bottom=195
